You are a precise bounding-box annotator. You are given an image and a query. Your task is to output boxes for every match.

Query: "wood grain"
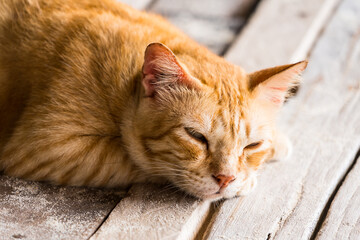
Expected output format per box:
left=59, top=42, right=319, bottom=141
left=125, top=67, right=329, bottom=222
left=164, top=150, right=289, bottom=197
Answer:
left=316, top=157, right=360, bottom=240
left=204, top=0, right=360, bottom=238
left=225, top=0, right=342, bottom=72
left=91, top=183, right=211, bottom=240
left=0, top=175, right=123, bottom=240
left=150, top=0, right=258, bottom=54
left=1, top=0, right=356, bottom=239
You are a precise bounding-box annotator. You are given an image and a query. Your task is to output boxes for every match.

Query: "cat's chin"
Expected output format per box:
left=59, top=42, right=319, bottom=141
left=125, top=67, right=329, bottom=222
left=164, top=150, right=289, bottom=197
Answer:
left=202, top=193, right=227, bottom=201
left=200, top=189, right=239, bottom=201
left=202, top=175, right=258, bottom=201
left=201, top=192, right=240, bottom=202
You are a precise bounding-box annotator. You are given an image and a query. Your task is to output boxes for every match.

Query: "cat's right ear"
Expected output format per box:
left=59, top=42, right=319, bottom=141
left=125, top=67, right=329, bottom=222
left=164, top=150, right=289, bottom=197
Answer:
left=142, top=42, right=202, bottom=97
left=248, top=61, right=307, bottom=107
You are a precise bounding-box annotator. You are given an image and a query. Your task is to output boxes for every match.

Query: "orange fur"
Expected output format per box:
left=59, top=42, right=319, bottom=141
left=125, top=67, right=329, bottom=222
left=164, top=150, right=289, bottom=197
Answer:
left=0, top=0, right=307, bottom=200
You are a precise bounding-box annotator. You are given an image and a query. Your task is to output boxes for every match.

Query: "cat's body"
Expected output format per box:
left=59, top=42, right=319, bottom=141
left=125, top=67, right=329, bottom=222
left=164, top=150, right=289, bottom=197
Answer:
left=0, top=0, right=306, bottom=200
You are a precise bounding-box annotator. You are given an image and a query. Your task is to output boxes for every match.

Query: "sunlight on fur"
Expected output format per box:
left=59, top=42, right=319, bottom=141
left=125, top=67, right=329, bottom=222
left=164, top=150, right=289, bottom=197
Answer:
left=0, top=0, right=307, bottom=201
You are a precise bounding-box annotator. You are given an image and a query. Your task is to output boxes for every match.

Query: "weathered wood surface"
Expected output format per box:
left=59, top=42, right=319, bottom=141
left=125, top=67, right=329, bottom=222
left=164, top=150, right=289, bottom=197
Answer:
left=0, top=175, right=124, bottom=240
left=1, top=0, right=359, bottom=239
left=91, top=184, right=211, bottom=240
left=203, top=0, right=360, bottom=238
left=317, top=156, right=360, bottom=240
left=225, top=0, right=342, bottom=72
left=150, top=0, right=258, bottom=54
left=119, top=0, right=153, bottom=10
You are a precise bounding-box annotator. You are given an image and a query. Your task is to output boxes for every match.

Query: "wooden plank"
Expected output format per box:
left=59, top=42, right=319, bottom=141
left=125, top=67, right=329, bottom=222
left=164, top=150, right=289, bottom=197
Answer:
left=316, top=156, right=360, bottom=239
left=0, top=175, right=124, bottom=239
left=91, top=183, right=211, bottom=240
left=117, top=0, right=153, bottom=10
left=203, top=0, right=360, bottom=238
left=150, top=0, right=258, bottom=54
left=225, top=0, right=342, bottom=71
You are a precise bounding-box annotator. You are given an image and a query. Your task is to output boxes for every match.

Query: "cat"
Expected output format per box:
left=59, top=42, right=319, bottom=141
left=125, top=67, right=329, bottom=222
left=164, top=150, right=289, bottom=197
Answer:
left=0, top=0, right=307, bottom=201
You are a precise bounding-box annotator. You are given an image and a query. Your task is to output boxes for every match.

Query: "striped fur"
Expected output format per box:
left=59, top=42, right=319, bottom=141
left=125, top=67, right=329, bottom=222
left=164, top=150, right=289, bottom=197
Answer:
left=0, top=0, right=307, bottom=200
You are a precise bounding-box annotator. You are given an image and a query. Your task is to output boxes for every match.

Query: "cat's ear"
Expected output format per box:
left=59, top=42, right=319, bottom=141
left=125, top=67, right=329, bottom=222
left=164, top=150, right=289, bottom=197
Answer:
left=142, top=42, right=202, bottom=97
left=249, top=61, right=308, bottom=107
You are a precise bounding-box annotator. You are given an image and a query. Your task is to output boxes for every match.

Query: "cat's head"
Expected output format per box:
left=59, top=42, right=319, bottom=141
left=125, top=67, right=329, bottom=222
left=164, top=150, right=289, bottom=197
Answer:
left=130, top=43, right=307, bottom=201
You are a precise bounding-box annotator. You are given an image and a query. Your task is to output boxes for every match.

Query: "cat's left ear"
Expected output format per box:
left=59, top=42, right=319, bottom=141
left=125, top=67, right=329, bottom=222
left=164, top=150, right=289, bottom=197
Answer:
left=142, top=42, right=202, bottom=97
left=248, top=61, right=308, bottom=107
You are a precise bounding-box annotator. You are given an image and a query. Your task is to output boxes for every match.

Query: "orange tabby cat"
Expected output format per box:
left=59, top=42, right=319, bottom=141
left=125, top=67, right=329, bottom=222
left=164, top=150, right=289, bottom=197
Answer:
left=0, top=0, right=307, bottom=200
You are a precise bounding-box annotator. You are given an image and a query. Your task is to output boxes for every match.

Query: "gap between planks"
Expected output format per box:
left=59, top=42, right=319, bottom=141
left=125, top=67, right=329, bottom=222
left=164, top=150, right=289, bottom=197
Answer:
left=225, top=0, right=343, bottom=72
left=218, top=0, right=263, bottom=56
left=316, top=154, right=360, bottom=239
left=310, top=148, right=360, bottom=240
left=87, top=193, right=125, bottom=240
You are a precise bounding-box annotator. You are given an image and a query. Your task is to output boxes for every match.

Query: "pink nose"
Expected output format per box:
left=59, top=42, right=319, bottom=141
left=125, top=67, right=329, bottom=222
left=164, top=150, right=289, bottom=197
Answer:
left=212, top=174, right=235, bottom=188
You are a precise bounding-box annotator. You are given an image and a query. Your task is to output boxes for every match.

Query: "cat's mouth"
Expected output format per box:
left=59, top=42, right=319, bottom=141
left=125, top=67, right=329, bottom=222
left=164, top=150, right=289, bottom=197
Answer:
left=214, top=186, right=229, bottom=196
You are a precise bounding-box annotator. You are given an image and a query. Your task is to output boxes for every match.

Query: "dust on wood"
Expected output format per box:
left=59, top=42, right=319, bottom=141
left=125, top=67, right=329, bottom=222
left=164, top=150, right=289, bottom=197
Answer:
left=225, top=0, right=342, bottom=72
left=91, top=183, right=211, bottom=240
left=0, top=175, right=124, bottom=239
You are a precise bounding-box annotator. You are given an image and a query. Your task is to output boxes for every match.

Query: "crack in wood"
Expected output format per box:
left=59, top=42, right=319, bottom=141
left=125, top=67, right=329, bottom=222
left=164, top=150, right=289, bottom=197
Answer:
left=195, top=200, right=230, bottom=240
left=271, top=184, right=305, bottom=240
left=291, top=0, right=344, bottom=63
left=87, top=197, right=124, bottom=240
left=145, top=0, right=158, bottom=10
left=310, top=147, right=360, bottom=240
left=266, top=233, right=271, bottom=240
left=219, top=0, right=263, bottom=56
left=194, top=203, right=216, bottom=240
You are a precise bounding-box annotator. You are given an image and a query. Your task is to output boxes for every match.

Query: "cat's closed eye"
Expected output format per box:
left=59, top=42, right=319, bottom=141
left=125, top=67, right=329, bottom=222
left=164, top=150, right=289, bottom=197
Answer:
left=184, top=127, right=209, bottom=149
left=245, top=141, right=263, bottom=149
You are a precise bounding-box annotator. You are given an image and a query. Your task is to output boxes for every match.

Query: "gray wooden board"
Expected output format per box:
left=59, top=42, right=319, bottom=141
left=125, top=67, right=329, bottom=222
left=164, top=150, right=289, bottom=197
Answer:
left=204, top=0, right=360, bottom=238
left=150, top=0, right=258, bottom=55
left=118, top=0, right=154, bottom=10
left=0, top=175, right=124, bottom=240
left=225, top=0, right=342, bottom=72
left=316, top=156, right=360, bottom=240
left=91, top=183, right=211, bottom=240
